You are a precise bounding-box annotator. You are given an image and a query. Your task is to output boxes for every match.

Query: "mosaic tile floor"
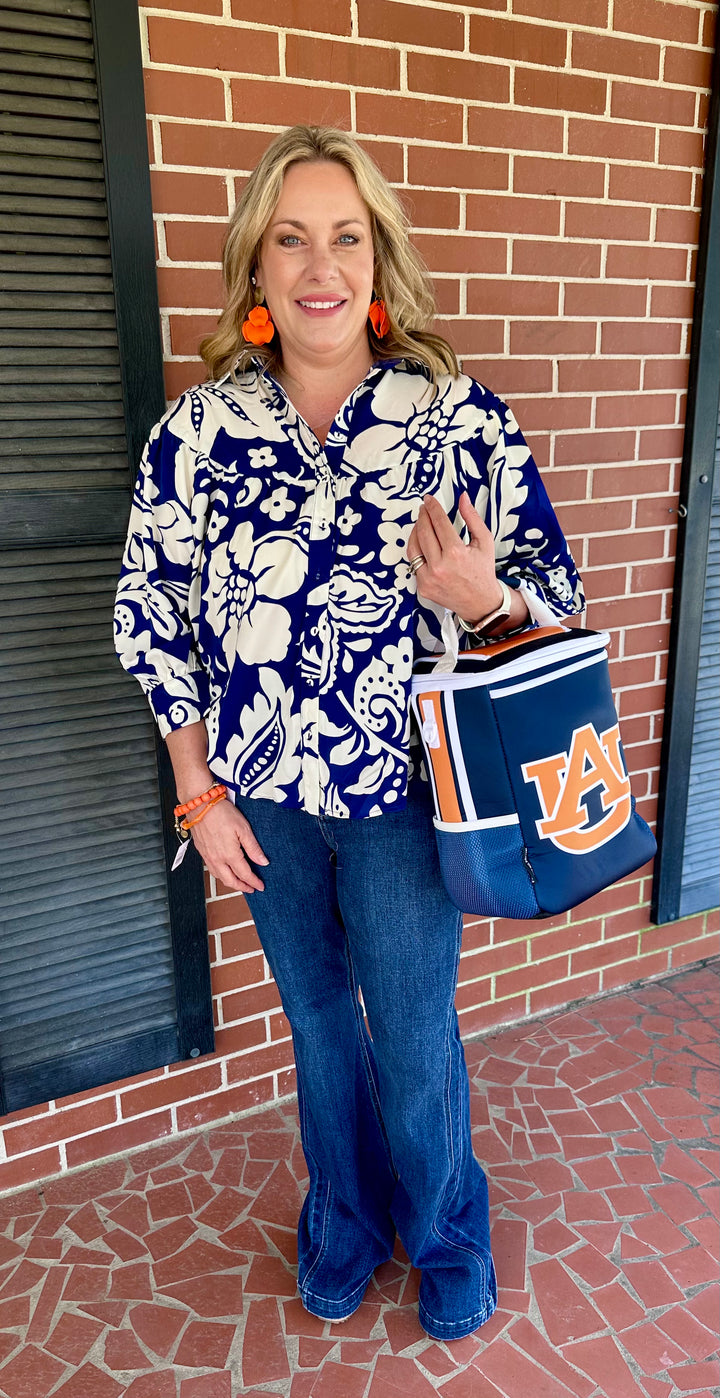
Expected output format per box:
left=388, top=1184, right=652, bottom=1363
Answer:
left=0, top=963, right=718, bottom=1398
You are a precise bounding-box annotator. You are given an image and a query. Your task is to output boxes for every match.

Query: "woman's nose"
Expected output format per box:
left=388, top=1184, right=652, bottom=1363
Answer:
left=305, top=244, right=338, bottom=281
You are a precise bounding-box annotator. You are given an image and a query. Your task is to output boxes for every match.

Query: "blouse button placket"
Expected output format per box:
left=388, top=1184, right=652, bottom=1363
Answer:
left=301, top=450, right=337, bottom=814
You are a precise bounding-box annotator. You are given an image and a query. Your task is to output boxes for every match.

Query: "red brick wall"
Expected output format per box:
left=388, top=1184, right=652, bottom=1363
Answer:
left=1, top=0, right=718, bottom=1193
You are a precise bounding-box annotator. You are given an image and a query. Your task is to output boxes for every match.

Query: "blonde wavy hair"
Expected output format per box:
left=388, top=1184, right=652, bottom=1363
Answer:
left=199, top=125, right=459, bottom=382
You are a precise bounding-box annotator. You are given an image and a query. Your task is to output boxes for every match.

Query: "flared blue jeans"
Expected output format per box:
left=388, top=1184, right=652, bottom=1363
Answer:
left=238, top=777, right=497, bottom=1341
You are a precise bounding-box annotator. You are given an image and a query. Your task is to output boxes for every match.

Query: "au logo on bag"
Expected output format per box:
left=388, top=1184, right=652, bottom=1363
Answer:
left=522, top=722, right=632, bottom=855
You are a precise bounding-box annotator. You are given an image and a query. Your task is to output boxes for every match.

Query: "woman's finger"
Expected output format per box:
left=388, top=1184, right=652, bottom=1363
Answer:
left=422, top=493, right=464, bottom=553
left=227, top=851, right=266, bottom=892
left=216, top=862, right=258, bottom=896
left=215, top=862, right=244, bottom=892
left=203, top=849, right=265, bottom=893
left=189, top=803, right=267, bottom=891
left=235, top=815, right=269, bottom=867
left=413, top=504, right=443, bottom=567
left=458, top=491, right=494, bottom=552
left=406, top=523, right=420, bottom=562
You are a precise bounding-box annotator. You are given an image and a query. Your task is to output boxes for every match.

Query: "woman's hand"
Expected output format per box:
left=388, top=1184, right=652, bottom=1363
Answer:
left=407, top=491, right=504, bottom=623
left=165, top=720, right=268, bottom=894
left=188, top=798, right=269, bottom=895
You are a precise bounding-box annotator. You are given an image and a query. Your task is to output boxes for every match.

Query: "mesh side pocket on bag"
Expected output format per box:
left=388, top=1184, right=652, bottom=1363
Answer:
left=434, top=822, right=540, bottom=919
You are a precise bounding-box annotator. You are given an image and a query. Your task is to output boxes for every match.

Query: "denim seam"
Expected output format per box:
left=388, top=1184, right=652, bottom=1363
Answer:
left=344, top=941, right=398, bottom=1182
left=300, top=1270, right=372, bottom=1310
left=431, top=1220, right=489, bottom=1284
left=446, top=1035, right=468, bottom=1213
left=299, top=1174, right=332, bottom=1293
left=420, top=1300, right=493, bottom=1326
left=418, top=1297, right=495, bottom=1335
left=439, top=912, right=464, bottom=1215
left=296, top=1077, right=333, bottom=1295
left=316, top=815, right=338, bottom=852
left=421, top=1225, right=495, bottom=1337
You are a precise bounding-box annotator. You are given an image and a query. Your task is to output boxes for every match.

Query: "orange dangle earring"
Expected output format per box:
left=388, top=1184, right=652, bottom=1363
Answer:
left=368, top=296, right=390, bottom=338
left=242, top=276, right=275, bottom=345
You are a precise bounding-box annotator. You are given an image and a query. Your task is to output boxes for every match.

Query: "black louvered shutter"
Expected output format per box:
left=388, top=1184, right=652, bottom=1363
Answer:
left=0, top=0, right=214, bottom=1114
left=679, top=429, right=719, bottom=916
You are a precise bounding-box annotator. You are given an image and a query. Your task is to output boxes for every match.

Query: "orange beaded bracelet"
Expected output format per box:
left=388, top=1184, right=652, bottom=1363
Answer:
left=174, top=783, right=227, bottom=840
left=178, top=791, right=227, bottom=838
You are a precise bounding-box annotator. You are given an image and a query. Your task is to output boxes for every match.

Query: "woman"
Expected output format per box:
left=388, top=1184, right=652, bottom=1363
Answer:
left=115, top=125, right=584, bottom=1341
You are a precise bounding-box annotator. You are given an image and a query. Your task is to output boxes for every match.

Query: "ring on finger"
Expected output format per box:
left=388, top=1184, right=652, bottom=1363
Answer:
left=409, top=554, right=426, bottom=575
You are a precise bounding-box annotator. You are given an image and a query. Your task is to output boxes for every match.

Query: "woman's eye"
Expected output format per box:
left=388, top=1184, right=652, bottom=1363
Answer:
left=338, top=234, right=359, bottom=245
left=279, top=235, right=302, bottom=246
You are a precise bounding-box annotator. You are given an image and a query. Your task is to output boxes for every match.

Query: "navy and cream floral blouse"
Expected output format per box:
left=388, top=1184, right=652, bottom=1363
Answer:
left=115, top=360, right=584, bottom=818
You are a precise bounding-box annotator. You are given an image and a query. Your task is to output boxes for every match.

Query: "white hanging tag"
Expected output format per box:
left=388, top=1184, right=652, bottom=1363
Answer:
left=171, top=840, right=190, bottom=871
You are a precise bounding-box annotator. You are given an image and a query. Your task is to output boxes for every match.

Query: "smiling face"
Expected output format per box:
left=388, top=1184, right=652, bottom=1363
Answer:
left=256, top=160, right=376, bottom=377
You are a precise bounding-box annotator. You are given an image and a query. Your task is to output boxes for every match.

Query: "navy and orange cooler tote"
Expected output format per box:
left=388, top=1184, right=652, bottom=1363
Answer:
left=411, top=623, right=657, bottom=919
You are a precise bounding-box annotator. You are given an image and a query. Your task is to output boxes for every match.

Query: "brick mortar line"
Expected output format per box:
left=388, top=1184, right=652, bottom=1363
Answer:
left=153, top=219, right=706, bottom=244
left=139, top=2, right=715, bottom=42
left=224, top=1033, right=293, bottom=1058
left=160, top=382, right=685, bottom=410
left=148, top=117, right=712, bottom=141
left=563, top=489, right=677, bottom=500
left=152, top=17, right=659, bottom=56
left=222, top=73, right=232, bottom=126
left=142, top=61, right=715, bottom=101
left=611, top=677, right=673, bottom=692
left=155, top=271, right=698, bottom=298
left=147, top=147, right=709, bottom=170
left=153, top=206, right=703, bottom=227
left=137, top=5, right=149, bottom=66
left=213, top=949, right=266, bottom=969
left=156, top=258, right=699, bottom=285
left=142, top=0, right=715, bottom=11
left=146, top=49, right=714, bottom=87
left=159, top=351, right=694, bottom=389
left=158, top=292, right=697, bottom=315
left=153, top=243, right=704, bottom=267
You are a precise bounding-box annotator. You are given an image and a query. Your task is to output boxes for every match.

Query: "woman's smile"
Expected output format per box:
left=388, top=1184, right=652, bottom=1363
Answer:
left=296, top=297, right=347, bottom=314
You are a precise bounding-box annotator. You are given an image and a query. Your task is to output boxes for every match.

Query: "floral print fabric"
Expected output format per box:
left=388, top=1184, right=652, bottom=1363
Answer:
left=115, top=360, right=584, bottom=818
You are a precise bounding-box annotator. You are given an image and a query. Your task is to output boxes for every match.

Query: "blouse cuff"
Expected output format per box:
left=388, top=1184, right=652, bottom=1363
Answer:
left=148, top=670, right=214, bottom=738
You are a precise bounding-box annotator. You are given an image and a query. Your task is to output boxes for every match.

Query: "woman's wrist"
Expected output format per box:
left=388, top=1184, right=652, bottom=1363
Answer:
left=165, top=721, right=214, bottom=805
left=175, top=771, right=215, bottom=805
left=460, top=580, right=507, bottom=633
left=460, top=580, right=513, bottom=634
left=459, top=582, right=530, bottom=639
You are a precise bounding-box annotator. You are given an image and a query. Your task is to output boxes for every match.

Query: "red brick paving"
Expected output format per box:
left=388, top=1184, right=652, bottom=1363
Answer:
left=0, top=963, right=718, bottom=1396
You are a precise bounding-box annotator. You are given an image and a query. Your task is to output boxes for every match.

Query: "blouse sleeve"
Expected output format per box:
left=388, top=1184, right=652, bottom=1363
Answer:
left=462, top=392, right=585, bottom=622
left=114, top=404, right=213, bottom=738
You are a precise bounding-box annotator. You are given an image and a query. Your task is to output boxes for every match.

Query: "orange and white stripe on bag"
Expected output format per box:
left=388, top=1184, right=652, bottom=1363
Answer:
left=415, top=690, right=467, bottom=824
left=521, top=722, right=632, bottom=854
